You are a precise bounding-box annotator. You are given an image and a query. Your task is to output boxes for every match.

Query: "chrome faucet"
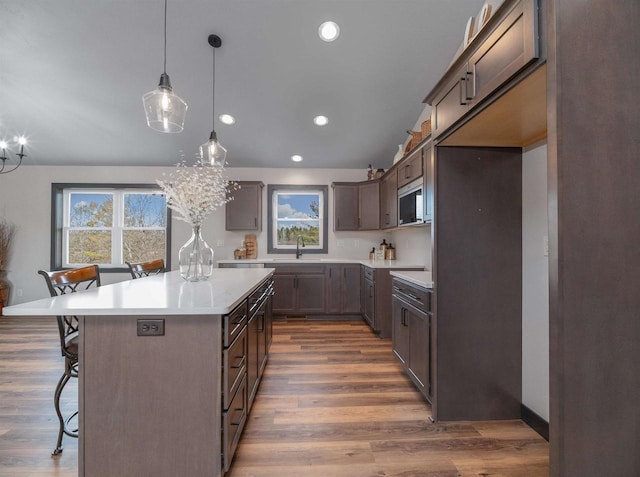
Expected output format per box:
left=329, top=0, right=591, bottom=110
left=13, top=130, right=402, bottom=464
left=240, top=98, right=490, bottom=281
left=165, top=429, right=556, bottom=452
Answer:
left=296, top=235, right=305, bottom=259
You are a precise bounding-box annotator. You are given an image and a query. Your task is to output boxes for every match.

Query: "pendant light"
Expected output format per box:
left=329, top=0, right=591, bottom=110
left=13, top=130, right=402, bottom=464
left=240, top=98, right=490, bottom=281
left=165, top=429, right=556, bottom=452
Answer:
left=200, top=34, right=227, bottom=166
left=142, top=0, right=188, bottom=133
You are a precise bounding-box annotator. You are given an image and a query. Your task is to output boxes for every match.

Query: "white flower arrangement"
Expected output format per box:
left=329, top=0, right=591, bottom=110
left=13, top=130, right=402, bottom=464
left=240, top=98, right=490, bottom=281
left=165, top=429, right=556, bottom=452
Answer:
left=157, top=160, right=238, bottom=227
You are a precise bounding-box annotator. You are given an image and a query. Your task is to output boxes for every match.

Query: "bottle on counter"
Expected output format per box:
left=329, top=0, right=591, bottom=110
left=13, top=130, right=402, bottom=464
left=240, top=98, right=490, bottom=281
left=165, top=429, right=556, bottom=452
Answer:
left=369, top=247, right=376, bottom=260
left=367, top=164, right=374, bottom=181
left=380, top=239, right=388, bottom=255
left=385, top=243, right=396, bottom=260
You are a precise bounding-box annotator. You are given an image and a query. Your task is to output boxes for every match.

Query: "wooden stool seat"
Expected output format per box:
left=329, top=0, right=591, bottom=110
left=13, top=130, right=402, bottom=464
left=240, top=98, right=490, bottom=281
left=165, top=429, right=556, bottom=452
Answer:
left=126, top=259, right=165, bottom=279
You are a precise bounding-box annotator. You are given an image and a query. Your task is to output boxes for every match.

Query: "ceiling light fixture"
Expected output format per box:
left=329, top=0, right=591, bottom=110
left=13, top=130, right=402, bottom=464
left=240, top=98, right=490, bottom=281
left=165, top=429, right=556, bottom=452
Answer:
left=291, top=155, right=303, bottom=162
left=0, top=136, right=27, bottom=175
left=313, top=115, right=329, bottom=126
left=200, top=34, right=227, bottom=166
left=219, top=114, right=235, bottom=125
left=142, top=0, right=188, bottom=133
left=318, top=21, right=340, bottom=42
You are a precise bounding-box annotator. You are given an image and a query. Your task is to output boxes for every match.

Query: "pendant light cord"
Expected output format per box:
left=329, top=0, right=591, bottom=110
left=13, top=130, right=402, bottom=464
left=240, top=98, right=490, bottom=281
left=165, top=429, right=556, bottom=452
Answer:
left=163, top=0, right=168, bottom=74
left=212, top=45, right=216, bottom=130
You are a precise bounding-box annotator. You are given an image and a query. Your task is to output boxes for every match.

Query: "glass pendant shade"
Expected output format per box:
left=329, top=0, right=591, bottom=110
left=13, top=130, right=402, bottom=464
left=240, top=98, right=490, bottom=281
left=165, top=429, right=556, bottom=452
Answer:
left=142, top=73, right=188, bottom=133
left=200, top=130, right=227, bottom=166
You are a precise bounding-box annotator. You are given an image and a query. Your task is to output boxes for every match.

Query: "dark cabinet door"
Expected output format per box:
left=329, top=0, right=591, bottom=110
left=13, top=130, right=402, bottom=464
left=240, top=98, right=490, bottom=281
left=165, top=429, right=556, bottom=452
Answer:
left=431, top=65, right=470, bottom=139
left=226, top=181, right=264, bottom=231
left=333, top=184, right=359, bottom=231
left=256, top=301, right=268, bottom=376
left=247, top=313, right=259, bottom=409
left=265, top=292, right=273, bottom=351
left=391, top=296, right=410, bottom=365
left=296, top=274, right=326, bottom=314
left=326, top=265, right=342, bottom=314
left=380, top=169, right=398, bottom=229
left=467, top=0, right=539, bottom=108
left=341, top=264, right=361, bottom=314
left=272, top=274, right=295, bottom=314
left=358, top=181, right=380, bottom=230
left=423, top=143, right=433, bottom=223
left=408, top=306, right=430, bottom=396
left=363, top=278, right=375, bottom=329
left=397, top=149, right=423, bottom=188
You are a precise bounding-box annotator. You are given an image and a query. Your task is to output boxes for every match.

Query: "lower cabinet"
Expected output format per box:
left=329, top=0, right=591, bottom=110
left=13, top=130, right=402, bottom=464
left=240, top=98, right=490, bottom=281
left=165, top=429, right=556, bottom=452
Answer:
left=222, top=277, right=273, bottom=473
left=326, top=264, right=361, bottom=315
left=269, top=265, right=326, bottom=316
left=391, top=278, right=433, bottom=402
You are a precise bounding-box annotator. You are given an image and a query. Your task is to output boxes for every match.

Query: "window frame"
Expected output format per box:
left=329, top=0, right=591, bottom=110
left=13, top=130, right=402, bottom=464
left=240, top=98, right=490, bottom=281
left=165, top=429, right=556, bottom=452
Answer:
left=51, top=183, right=172, bottom=273
left=267, top=184, right=328, bottom=254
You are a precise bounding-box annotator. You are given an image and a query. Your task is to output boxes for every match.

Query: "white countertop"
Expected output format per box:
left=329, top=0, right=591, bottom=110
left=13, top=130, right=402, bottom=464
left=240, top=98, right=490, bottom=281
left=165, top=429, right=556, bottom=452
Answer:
left=217, top=258, right=425, bottom=269
left=2, top=269, right=273, bottom=316
left=389, top=270, right=434, bottom=289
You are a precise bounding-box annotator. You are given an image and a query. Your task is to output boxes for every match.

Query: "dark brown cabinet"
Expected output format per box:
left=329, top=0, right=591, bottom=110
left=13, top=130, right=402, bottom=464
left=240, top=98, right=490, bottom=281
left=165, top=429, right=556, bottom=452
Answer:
left=467, top=0, right=539, bottom=109
left=426, top=0, right=539, bottom=140
left=225, top=181, right=264, bottom=231
left=430, top=64, right=470, bottom=139
left=358, top=181, right=380, bottom=230
left=422, top=142, right=433, bottom=223
left=380, top=169, right=398, bottom=229
left=326, top=264, right=361, bottom=315
left=333, top=183, right=359, bottom=231
left=392, top=278, right=432, bottom=401
left=397, top=148, right=423, bottom=188
left=270, top=265, right=325, bottom=315
left=222, top=276, right=272, bottom=472
left=332, top=181, right=380, bottom=231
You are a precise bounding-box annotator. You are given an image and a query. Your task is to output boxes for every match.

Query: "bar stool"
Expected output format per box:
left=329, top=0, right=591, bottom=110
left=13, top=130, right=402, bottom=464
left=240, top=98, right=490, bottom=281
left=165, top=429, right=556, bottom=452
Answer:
left=38, top=265, right=101, bottom=456
left=125, top=258, right=165, bottom=279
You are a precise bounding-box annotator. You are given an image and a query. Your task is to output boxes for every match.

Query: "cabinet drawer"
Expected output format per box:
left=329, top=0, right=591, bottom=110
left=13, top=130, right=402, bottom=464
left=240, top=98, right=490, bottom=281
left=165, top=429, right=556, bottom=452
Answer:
left=270, top=264, right=326, bottom=274
left=392, top=278, right=432, bottom=313
left=362, top=266, right=374, bottom=282
left=397, top=149, right=423, bottom=188
left=223, top=301, right=247, bottom=348
left=222, top=326, right=248, bottom=410
left=222, top=374, right=247, bottom=473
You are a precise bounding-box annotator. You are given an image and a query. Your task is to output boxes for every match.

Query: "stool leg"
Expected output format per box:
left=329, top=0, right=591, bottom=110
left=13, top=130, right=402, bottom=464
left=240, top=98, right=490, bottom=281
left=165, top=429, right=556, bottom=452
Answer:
left=51, top=371, right=71, bottom=456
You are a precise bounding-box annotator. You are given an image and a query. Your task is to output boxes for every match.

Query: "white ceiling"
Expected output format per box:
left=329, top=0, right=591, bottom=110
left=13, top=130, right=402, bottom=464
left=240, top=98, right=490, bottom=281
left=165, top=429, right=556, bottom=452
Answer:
left=0, top=0, right=484, bottom=169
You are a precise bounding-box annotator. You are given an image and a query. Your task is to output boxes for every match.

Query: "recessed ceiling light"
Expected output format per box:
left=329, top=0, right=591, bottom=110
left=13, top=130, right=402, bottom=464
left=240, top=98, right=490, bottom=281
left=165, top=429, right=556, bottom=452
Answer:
left=313, top=115, right=329, bottom=126
left=291, top=155, right=303, bottom=162
left=219, top=114, right=235, bottom=125
left=318, top=21, right=340, bottom=42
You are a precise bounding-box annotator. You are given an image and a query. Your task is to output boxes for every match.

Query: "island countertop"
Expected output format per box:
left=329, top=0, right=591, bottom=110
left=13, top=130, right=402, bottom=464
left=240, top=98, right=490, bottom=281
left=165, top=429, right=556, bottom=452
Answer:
left=2, top=269, right=273, bottom=316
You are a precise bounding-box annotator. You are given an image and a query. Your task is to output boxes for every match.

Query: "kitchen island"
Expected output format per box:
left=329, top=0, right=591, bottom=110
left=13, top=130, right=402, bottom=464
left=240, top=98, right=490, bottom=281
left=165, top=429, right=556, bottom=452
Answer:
left=3, top=268, right=274, bottom=477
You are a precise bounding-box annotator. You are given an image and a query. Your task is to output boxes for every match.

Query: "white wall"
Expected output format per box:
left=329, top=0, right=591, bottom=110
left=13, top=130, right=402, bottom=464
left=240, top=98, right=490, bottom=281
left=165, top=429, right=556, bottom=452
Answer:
left=0, top=165, right=428, bottom=305
left=522, top=143, right=549, bottom=421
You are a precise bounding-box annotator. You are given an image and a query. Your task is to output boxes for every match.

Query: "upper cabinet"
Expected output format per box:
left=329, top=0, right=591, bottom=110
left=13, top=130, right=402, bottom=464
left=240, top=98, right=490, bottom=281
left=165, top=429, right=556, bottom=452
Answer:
left=425, top=0, right=541, bottom=144
left=225, top=181, right=264, bottom=231
left=380, top=168, right=398, bottom=230
left=332, top=181, right=380, bottom=231
left=397, top=147, right=423, bottom=189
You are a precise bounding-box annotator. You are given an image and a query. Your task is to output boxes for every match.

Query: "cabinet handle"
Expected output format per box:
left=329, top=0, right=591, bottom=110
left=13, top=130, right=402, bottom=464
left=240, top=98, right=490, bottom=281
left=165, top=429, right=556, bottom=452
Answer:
left=464, top=71, right=474, bottom=100
left=405, top=164, right=411, bottom=179
left=408, top=293, right=422, bottom=302
left=231, top=407, right=245, bottom=426
left=254, top=217, right=257, bottom=227
left=385, top=213, right=389, bottom=225
left=401, top=308, right=406, bottom=326
left=468, top=68, right=476, bottom=100
left=459, top=77, right=468, bottom=106
left=369, top=286, right=373, bottom=298
left=231, top=355, right=246, bottom=369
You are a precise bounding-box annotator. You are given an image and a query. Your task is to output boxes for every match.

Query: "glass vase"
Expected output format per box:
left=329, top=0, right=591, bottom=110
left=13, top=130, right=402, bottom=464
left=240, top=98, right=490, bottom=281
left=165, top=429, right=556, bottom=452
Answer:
left=178, top=225, right=214, bottom=282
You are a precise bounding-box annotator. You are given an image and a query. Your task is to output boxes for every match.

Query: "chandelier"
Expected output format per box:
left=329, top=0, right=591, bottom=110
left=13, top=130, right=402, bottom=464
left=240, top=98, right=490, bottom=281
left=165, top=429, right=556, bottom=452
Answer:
left=0, top=136, right=27, bottom=175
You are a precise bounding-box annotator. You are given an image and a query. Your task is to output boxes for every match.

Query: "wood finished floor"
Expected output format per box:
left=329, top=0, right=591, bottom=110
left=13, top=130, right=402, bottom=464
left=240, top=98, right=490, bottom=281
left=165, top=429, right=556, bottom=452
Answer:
left=0, top=316, right=549, bottom=476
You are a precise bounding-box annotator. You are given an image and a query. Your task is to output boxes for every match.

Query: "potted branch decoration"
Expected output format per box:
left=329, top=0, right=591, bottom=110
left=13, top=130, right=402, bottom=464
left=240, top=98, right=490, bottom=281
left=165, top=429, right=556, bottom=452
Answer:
left=0, top=218, right=16, bottom=314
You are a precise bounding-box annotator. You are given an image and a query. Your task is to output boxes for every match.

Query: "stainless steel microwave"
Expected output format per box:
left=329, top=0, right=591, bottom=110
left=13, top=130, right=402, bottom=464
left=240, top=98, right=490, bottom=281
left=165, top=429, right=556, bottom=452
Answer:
left=398, top=178, right=424, bottom=226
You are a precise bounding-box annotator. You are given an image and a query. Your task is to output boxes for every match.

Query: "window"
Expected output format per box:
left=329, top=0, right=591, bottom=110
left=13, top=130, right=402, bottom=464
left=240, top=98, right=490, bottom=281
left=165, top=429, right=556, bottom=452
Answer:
left=51, top=184, right=171, bottom=271
left=267, top=185, right=328, bottom=254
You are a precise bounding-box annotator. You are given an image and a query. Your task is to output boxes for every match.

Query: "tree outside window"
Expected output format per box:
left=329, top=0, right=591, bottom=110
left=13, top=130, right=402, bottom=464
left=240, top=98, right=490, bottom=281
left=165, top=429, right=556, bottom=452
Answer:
left=51, top=184, right=171, bottom=271
left=267, top=185, right=328, bottom=254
